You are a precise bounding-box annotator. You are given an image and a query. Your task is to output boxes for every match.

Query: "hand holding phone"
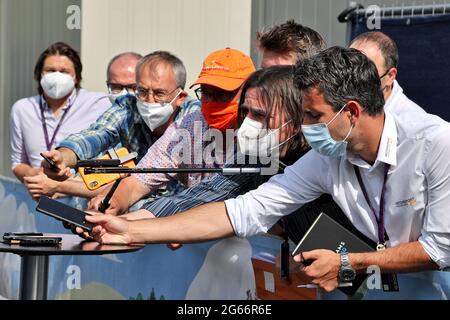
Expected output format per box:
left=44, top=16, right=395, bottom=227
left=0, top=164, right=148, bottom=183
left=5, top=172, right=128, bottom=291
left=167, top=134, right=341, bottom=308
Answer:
left=40, top=152, right=61, bottom=172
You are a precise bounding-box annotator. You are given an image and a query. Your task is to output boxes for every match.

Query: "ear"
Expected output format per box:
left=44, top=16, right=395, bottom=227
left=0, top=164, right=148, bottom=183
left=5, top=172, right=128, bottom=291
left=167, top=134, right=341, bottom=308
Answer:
left=344, top=100, right=362, bottom=124
left=174, top=89, right=187, bottom=106
left=386, top=67, right=397, bottom=85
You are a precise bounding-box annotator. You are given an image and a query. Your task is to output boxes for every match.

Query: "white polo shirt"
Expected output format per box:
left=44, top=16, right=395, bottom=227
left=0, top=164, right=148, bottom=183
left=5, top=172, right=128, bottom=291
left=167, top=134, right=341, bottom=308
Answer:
left=225, top=110, right=450, bottom=269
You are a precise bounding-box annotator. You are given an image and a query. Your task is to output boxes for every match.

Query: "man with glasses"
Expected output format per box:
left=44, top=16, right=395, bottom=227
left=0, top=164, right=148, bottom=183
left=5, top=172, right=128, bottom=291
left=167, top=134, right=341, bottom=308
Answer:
left=84, top=47, right=450, bottom=299
left=87, top=48, right=256, bottom=216
left=349, top=31, right=425, bottom=115
left=106, top=52, right=142, bottom=104
left=40, top=51, right=200, bottom=196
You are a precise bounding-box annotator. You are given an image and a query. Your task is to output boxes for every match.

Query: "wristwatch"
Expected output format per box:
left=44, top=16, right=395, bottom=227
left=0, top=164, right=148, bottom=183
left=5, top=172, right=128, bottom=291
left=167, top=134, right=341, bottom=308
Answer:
left=339, top=252, right=356, bottom=282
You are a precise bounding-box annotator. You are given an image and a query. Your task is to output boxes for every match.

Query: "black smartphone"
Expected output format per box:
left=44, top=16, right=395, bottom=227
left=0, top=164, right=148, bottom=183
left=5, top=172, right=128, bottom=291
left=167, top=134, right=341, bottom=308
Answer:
left=36, top=196, right=94, bottom=231
left=3, top=232, right=43, bottom=237
left=3, top=234, right=62, bottom=246
left=40, top=152, right=61, bottom=172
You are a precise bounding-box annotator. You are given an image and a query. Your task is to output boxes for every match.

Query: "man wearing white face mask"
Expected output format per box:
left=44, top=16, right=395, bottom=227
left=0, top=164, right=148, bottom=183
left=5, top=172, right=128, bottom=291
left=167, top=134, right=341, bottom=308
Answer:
left=127, top=23, right=329, bottom=221
left=81, top=47, right=450, bottom=301
left=10, top=42, right=111, bottom=184
left=21, top=51, right=144, bottom=200
left=41, top=51, right=200, bottom=183
left=86, top=48, right=255, bottom=217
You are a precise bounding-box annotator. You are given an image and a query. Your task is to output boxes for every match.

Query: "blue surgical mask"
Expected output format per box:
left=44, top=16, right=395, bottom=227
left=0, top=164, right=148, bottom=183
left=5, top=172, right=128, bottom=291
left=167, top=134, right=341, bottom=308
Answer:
left=301, top=104, right=353, bottom=157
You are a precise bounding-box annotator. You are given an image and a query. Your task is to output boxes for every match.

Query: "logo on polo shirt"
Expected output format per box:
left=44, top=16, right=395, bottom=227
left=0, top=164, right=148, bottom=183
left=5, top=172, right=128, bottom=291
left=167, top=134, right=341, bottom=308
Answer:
left=395, top=197, right=417, bottom=207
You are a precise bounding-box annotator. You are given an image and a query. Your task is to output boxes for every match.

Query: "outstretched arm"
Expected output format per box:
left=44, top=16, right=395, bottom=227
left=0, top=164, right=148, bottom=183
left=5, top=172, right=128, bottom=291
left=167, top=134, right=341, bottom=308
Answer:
left=84, top=201, right=235, bottom=244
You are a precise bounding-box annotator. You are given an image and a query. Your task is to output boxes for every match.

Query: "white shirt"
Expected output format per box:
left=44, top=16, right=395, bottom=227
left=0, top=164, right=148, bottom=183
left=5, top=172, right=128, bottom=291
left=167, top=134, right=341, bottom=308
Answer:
left=10, top=89, right=111, bottom=168
left=384, top=80, right=426, bottom=115
left=225, top=110, right=450, bottom=269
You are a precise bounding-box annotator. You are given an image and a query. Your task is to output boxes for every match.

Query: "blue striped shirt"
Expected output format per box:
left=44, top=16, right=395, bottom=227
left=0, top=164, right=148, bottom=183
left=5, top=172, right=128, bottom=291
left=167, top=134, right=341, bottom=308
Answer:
left=58, top=94, right=201, bottom=162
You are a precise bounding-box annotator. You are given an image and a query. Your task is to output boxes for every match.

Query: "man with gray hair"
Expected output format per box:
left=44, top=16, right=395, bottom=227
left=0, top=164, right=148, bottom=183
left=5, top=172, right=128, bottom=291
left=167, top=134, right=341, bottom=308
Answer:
left=39, top=51, right=200, bottom=194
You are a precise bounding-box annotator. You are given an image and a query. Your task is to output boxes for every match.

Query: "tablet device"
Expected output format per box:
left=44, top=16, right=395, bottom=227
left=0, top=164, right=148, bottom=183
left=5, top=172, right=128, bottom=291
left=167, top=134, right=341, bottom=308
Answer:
left=292, top=212, right=375, bottom=296
left=3, top=233, right=62, bottom=246
left=36, top=196, right=94, bottom=231
left=292, top=212, right=374, bottom=256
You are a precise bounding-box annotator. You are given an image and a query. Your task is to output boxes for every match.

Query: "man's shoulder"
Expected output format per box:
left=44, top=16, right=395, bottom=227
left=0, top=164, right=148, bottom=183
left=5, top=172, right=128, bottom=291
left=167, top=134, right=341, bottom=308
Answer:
left=178, top=96, right=201, bottom=114
left=391, top=109, right=450, bottom=142
left=174, top=109, right=206, bottom=130
left=12, top=95, right=38, bottom=111
left=114, top=94, right=137, bottom=108
left=76, top=89, right=109, bottom=105
left=386, top=90, right=426, bottom=115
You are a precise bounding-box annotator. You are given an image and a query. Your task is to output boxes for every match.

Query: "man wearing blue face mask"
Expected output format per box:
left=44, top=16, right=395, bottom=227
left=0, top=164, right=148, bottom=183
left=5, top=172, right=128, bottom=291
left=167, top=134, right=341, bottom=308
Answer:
left=83, top=47, right=450, bottom=301
left=301, top=103, right=354, bottom=157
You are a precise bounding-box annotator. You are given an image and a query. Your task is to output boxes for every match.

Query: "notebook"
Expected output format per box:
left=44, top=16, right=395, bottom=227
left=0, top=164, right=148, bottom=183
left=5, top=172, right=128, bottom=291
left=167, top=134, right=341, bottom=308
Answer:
left=292, top=212, right=375, bottom=296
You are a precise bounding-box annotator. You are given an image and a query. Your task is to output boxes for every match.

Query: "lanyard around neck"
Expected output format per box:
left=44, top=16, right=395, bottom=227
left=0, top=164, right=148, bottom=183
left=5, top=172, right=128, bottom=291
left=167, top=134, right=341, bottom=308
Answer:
left=353, top=163, right=390, bottom=249
left=39, top=94, right=75, bottom=151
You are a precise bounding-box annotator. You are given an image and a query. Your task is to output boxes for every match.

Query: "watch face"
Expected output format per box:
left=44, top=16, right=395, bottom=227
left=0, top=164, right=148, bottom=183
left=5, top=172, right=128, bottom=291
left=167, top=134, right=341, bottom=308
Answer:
left=340, top=268, right=356, bottom=281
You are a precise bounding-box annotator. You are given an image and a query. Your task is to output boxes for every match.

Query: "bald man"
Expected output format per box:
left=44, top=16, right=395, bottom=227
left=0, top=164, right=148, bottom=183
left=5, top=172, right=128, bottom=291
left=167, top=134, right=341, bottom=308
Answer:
left=350, top=31, right=425, bottom=115
left=106, top=52, right=142, bottom=103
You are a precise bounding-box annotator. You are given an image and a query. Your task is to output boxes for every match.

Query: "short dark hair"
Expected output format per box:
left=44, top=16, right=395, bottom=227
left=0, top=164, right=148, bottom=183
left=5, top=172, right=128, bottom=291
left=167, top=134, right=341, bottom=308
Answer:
left=34, top=42, right=82, bottom=94
left=350, top=31, right=399, bottom=70
left=136, top=51, right=186, bottom=89
left=238, top=65, right=307, bottom=151
left=106, top=52, right=143, bottom=82
left=294, top=46, right=385, bottom=116
left=256, top=20, right=326, bottom=62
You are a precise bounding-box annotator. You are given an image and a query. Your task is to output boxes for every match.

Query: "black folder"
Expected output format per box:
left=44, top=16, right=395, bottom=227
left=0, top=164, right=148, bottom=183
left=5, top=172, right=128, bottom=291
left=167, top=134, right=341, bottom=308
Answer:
left=292, top=212, right=375, bottom=296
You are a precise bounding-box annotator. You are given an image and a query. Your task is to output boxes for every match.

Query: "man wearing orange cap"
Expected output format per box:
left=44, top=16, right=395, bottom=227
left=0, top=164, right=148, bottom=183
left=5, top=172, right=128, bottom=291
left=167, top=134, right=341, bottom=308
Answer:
left=87, top=48, right=256, bottom=216
left=191, top=47, right=256, bottom=133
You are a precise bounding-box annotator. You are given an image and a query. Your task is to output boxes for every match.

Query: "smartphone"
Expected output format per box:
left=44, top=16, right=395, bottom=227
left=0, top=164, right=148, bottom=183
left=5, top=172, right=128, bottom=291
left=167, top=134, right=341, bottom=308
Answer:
left=40, top=152, right=61, bottom=172
left=36, top=196, right=94, bottom=231
left=3, top=234, right=62, bottom=246
left=3, top=232, right=43, bottom=237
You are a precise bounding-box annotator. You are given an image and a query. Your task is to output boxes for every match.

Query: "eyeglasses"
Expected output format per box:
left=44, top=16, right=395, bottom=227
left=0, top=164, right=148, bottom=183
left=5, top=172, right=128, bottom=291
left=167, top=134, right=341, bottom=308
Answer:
left=379, top=69, right=390, bottom=80
left=135, top=86, right=179, bottom=103
left=194, top=87, right=239, bottom=102
left=107, top=83, right=137, bottom=94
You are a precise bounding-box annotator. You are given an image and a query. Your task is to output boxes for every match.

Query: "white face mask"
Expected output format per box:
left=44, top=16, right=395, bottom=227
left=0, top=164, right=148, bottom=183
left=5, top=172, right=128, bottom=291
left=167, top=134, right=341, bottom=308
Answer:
left=40, top=72, right=75, bottom=99
left=136, top=89, right=182, bottom=131
left=108, top=89, right=133, bottom=104
left=237, top=117, right=293, bottom=157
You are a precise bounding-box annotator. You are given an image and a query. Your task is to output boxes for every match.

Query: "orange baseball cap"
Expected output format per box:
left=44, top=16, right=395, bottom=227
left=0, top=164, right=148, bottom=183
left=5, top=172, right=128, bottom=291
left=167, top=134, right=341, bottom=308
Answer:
left=190, top=48, right=256, bottom=91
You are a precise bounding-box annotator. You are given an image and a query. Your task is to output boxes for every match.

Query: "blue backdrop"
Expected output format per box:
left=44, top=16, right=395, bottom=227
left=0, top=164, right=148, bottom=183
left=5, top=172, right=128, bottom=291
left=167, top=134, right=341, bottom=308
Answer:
left=349, top=14, right=450, bottom=120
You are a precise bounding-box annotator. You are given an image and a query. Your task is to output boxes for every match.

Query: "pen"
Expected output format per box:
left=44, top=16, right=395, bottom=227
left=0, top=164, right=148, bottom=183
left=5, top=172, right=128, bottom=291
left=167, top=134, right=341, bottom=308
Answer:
left=98, top=178, right=122, bottom=213
left=297, top=282, right=353, bottom=289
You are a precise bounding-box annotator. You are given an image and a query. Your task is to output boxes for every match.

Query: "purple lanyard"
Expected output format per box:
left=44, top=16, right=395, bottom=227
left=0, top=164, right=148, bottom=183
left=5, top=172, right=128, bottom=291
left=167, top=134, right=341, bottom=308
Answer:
left=353, top=163, right=390, bottom=247
left=39, top=95, right=75, bottom=151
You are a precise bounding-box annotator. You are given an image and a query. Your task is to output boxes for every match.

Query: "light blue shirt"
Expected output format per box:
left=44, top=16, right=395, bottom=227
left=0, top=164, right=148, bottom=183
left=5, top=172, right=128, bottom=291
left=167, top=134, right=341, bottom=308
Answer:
left=10, top=89, right=111, bottom=168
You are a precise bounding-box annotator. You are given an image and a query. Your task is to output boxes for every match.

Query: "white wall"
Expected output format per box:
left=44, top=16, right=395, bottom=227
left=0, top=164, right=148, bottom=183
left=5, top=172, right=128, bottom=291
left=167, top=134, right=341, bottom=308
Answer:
left=0, top=0, right=81, bottom=177
left=81, top=0, right=252, bottom=95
